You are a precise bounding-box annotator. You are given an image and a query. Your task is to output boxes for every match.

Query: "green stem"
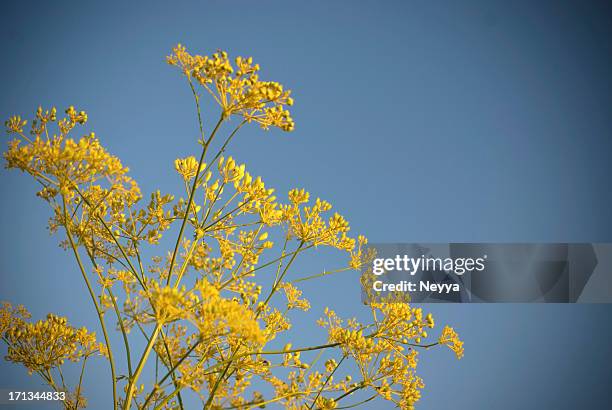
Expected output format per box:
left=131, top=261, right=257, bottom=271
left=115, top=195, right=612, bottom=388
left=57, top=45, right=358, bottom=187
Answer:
left=196, top=119, right=247, bottom=187
left=141, top=337, right=203, bottom=408
left=63, top=198, right=118, bottom=410
left=291, top=267, right=352, bottom=284
left=165, top=110, right=224, bottom=286
left=84, top=246, right=133, bottom=378
left=258, top=241, right=304, bottom=314
left=159, top=329, right=185, bottom=410
left=75, top=356, right=88, bottom=407
left=201, top=242, right=305, bottom=409
left=333, top=382, right=366, bottom=403
left=203, top=348, right=239, bottom=409
left=70, top=184, right=145, bottom=289
left=255, top=342, right=341, bottom=356
left=172, top=238, right=200, bottom=288
left=126, top=88, right=225, bottom=408
left=308, top=354, right=346, bottom=409
left=335, top=394, right=377, bottom=409
left=124, top=325, right=161, bottom=409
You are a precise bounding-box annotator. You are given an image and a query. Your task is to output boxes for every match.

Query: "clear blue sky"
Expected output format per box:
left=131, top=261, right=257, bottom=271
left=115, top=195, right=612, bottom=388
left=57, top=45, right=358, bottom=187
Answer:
left=1, top=1, right=611, bottom=409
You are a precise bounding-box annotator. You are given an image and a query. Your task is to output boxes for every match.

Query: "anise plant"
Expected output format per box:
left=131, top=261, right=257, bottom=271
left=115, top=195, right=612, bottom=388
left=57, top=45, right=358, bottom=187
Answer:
left=1, top=44, right=463, bottom=410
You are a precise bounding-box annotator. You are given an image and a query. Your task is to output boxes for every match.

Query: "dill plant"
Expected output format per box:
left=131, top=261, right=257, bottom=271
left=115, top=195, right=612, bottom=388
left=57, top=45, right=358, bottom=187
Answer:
left=1, top=45, right=463, bottom=410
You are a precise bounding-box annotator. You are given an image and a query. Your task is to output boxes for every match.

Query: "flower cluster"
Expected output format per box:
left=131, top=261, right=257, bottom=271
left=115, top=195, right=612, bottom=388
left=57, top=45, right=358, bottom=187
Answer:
left=438, top=325, right=465, bottom=359
left=167, top=44, right=295, bottom=131
left=0, top=303, right=106, bottom=376
left=1, top=44, right=462, bottom=410
left=2, top=106, right=177, bottom=268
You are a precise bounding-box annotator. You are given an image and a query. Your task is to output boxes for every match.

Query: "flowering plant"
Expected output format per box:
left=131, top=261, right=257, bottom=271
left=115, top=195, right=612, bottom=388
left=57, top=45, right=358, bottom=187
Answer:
left=1, top=45, right=463, bottom=410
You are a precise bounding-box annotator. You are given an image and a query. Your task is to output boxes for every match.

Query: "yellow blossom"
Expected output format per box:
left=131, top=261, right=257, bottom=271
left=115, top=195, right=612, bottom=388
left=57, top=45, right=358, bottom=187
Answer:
left=167, top=44, right=295, bottom=131
left=1, top=43, right=463, bottom=410
left=174, top=156, right=203, bottom=180
left=438, top=325, right=464, bottom=359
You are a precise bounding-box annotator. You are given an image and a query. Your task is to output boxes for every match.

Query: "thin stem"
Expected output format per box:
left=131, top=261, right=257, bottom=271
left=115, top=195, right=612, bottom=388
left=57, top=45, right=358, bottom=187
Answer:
left=202, top=242, right=305, bottom=409
left=333, top=383, right=366, bottom=403
left=274, top=236, right=289, bottom=286
left=201, top=200, right=251, bottom=232
left=335, top=394, right=377, bottom=409
left=307, top=354, right=346, bottom=409
left=158, top=329, right=185, bottom=410
left=172, top=238, right=200, bottom=288
left=165, top=114, right=222, bottom=285
left=109, top=288, right=133, bottom=378
left=84, top=246, right=133, bottom=379
left=57, top=366, right=67, bottom=391
left=223, top=392, right=306, bottom=409
left=75, top=356, right=88, bottom=407
left=202, top=347, right=238, bottom=410
left=124, top=325, right=161, bottom=409
left=254, top=342, right=341, bottom=356
left=165, top=109, right=223, bottom=286
left=258, top=241, right=304, bottom=314
left=196, top=119, right=247, bottom=185
left=70, top=184, right=145, bottom=289
left=126, top=84, right=226, bottom=407
left=62, top=198, right=118, bottom=410
left=291, top=267, right=352, bottom=284
left=142, top=337, right=203, bottom=408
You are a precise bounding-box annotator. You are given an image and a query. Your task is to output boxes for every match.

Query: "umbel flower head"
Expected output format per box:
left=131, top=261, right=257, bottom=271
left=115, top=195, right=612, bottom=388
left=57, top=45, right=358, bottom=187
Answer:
left=167, top=44, right=295, bottom=131
left=0, top=302, right=106, bottom=375
left=1, top=44, right=463, bottom=410
left=439, top=325, right=465, bottom=359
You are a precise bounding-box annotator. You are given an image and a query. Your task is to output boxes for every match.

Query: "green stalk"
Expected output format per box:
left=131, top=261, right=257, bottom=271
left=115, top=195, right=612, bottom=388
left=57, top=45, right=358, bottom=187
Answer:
left=84, top=247, right=133, bottom=378
left=75, top=356, right=88, bottom=408
left=70, top=184, right=145, bottom=289
left=165, top=104, right=224, bottom=286
left=125, top=81, right=224, bottom=407
left=201, top=242, right=306, bottom=409
left=307, top=355, right=346, bottom=409
left=141, top=337, right=203, bottom=408
left=258, top=241, right=304, bottom=315
left=63, top=199, right=118, bottom=410
left=124, top=325, right=161, bottom=409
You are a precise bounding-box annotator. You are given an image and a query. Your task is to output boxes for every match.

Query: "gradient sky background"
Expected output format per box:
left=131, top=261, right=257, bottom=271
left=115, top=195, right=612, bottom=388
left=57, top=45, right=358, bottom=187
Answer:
left=1, top=1, right=612, bottom=409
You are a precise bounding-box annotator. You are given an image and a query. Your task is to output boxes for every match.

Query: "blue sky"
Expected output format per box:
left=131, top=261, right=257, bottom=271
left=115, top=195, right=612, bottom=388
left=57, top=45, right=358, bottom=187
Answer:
left=1, top=1, right=612, bottom=409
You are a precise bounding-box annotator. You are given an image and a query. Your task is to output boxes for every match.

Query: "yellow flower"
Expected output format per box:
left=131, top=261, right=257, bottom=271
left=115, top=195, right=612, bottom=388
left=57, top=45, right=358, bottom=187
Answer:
left=174, top=156, right=202, bottom=180
left=1, top=304, right=106, bottom=374
left=5, top=115, right=27, bottom=133
left=2, top=44, right=463, bottom=410
left=145, top=281, right=192, bottom=324
left=438, top=325, right=464, bottom=359
left=167, top=44, right=295, bottom=131
left=280, top=282, right=311, bottom=311
left=315, top=396, right=338, bottom=409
